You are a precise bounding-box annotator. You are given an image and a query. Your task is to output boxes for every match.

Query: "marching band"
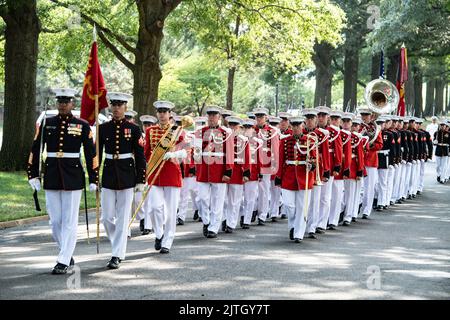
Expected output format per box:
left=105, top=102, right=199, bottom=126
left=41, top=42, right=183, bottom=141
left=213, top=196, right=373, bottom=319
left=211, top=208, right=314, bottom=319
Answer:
left=27, top=84, right=450, bottom=274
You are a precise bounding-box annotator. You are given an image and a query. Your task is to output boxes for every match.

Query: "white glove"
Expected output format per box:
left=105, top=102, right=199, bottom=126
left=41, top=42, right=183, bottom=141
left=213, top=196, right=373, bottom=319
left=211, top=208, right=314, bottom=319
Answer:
left=135, top=183, right=145, bottom=192
left=28, top=178, right=41, bottom=191
left=388, top=165, right=394, bottom=169
left=163, top=149, right=187, bottom=160
left=394, top=164, right=399, bottom=168
left=401, top=160, right=406, bottom=164
left=89, top=183, right=97, bottom=192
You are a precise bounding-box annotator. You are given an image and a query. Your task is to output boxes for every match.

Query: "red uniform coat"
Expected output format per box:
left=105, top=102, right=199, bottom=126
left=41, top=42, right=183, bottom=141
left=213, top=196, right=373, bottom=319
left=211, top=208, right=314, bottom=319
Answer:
left=195, top=126, right=234, bottom=183
left=248, top=136, right=261, bottom=181
left=182, top=146, right=196, bottom=178
left=145, top=124, right=185, bottom=187
left=228, top=134, right=251, bottom=185
left=276, top=134, right=316, bottom=190
left=327, top=125, right=343, bottom=175
left=335, top=129, right=352, bottom=180
left=361, top=124, right=383, bottom=168
left=254, top=124, right=279, bottom=175
left=349, top=132, right=365, bottom=180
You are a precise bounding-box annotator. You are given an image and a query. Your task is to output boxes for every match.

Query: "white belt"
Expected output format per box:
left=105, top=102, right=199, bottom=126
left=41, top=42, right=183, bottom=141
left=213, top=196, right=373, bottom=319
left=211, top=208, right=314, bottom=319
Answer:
left=234, top=158, right=244, bottom=163
left=201, top=152, right=224, bottom=157
left=47, top=152, right=80, bottom=158
left=378, top=150, right=390, bottom=155
left=437, top=143, right=449, bottom=146
left=351, top=154, right=356, bottom=158
left=105, top=153, right=133, bottom=160
left=262, top=147, right=270, bottom=152
left=286, top=160, right=306, bottom=165
left=329, top=148, right=335, bottom=153
left=401, top=147, right=404, bottom=152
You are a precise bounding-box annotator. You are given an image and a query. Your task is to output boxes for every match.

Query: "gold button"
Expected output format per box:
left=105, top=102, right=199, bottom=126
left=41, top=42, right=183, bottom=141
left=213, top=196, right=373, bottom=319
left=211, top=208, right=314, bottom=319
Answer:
left=59, top=143, right=63, bottom=146
left=116, top=135, right=119, bottom=139
left=117, top=126, right=120, bottom=129
left=116, top=146, right=120, bottom=149
left=61, top=132, right=64, bottom=135
left=62, top=121, right=66, bottom=124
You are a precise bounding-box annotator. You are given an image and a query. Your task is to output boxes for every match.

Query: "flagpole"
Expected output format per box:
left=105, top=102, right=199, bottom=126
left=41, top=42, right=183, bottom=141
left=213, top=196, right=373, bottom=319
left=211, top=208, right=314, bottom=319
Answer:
left=93, top=25, right=101, bottom=254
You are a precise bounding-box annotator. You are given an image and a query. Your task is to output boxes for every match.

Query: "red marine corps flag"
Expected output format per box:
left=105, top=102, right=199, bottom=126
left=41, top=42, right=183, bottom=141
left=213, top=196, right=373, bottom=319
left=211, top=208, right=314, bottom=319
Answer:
left=80, top=26, right=108, bottom=125
left=396, top=44, right=408, bottom=116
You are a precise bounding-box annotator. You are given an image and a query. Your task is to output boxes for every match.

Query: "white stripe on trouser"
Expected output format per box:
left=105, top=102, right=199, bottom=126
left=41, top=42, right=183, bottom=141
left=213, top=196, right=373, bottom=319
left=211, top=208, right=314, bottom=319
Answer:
left=282, top=189, right=310, bottom=239
left=317, top=177, right=334, bottom=230
left=45, top=190, right=82, bottom=266
left=225, top=184, right=244, bottom=229
left=391, top=164, right=403, bottom=202
left=377, top=169, right=389, bottom=206
left=386, top=166, right=395, bottom=205
left=418, top=160, right=426, bottom=192
left=134, top=191, right=152, bottom=230
left=343, top=180, right=356, bottom=223
left=269, top=180, right=282, bottom=218
left=257, top=174, right=271, bottom=221
left=328, top=179, right=344, bottom=226
left=101, top=188, right=134, bottom=259
left=362, top=167, right=378, bottom=216
left=241, top=181, right=258, bottom=225
left=146, top=186, right=180, bottom=249
left=306, top=185, right=321, bottom=233
left=178, top=177, right=199, bottom=221
left=402, top=163, right=412, bottom=198
left=409, top=162, right=418, bottom=195
left=197, top=182, right=227, bottom=234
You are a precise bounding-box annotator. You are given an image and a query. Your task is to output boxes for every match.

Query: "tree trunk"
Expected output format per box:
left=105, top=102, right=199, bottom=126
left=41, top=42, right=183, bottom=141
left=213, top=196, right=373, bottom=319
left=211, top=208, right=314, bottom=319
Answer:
left=226, top=66, right=236, bottom=111
left=0, top=0, right=40, bottom=171
left=133, top=0, right=183, bottom=116
left=371, top=53, right=381, bottom=80
left=412, top=65, right=423, bottom=116
left=343, top=48, right=359, bottom=112
left=435, top=78, right=445, bottom=115
left=424, top=80, right=436, bottom=116
left=405, top=62, right=415, bottom=115
left=312, top=42, right=333, bottom=108
left=386, top=53, right=399, bottom=85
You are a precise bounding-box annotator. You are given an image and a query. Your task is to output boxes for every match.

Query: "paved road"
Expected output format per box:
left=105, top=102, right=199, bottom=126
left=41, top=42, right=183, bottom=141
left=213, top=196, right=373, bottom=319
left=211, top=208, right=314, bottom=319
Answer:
left=1, top=163, right=449, bottom=300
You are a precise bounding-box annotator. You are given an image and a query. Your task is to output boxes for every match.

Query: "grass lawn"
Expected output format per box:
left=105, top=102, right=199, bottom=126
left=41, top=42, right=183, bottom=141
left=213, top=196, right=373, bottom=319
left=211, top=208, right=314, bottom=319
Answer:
left=0, top=171, right=97, bottom=222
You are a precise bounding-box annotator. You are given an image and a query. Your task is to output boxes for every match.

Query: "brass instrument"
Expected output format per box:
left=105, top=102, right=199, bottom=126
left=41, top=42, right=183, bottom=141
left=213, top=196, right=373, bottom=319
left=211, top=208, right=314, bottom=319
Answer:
left=306, top=131, right=324, bottom=186
left=128, top=116, right=194, bottom=229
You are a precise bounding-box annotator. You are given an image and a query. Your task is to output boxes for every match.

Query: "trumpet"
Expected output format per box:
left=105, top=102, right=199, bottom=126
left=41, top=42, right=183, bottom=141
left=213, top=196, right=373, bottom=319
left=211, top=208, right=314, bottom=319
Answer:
left=306, top=132, right=323, bottom=186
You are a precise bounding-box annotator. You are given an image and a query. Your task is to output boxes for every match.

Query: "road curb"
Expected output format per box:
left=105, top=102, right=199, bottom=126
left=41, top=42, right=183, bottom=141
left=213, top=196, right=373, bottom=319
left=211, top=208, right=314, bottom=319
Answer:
left=0, top=208, right=97, bottom=230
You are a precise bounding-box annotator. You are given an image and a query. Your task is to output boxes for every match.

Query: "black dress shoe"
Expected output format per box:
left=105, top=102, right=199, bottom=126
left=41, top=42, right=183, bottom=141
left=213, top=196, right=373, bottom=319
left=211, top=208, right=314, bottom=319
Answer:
left=289, top=228, right=294, bottom=240
left=207, top=231, right=217, bottom=238
left=315, top=228, right=325, bottom=234
left=139, top=219, right=145, bottom=232
left=280, top=214, right=287, bottom=219
left=52, top=263, right=68, bottom=275
left=203, top=224, right=209, bottom=237
left=339, top=211, right=345, bottom=223
left=70, top=257, right=75, bottom=266
left=198, top=217, right=203, bottom=223
left=383, top=206, right=388, bottom=210
left=193, top=210, right=199, bottom=221
left=352, top=217, right=357, bottom=222
left=412, top=194, right=416, bottom=198
left=242, top=224, right=250, bottom=229
left=107, top=257, right=120, bottom=269
left=343, top=221, right=350, bottom=226
left=407, top=194, right=412, bottom=199
left=177, top=217, right=185, bottom=226
left=294, top=238, right=302, bottom=243
left=362, top=214, right=370, bottom=220
left=417, top=191, right=421, bottom=195
left=390, top=201, right=395, bottom=206
left=271, top=217, right=277, bottom=222
left=358, top=203, right=362, bottom=214
left=251, top=211, right=258, bottom=222
left=160, top=247, right=170, bottom=254
left=142, top=229, right=151, bottom=235
left=155, top=236, right=164, bottom=251
left=221, top=220, right=227, bottom=232
left=375, top=205, right=382, bottom=211
left=395, top=199, right=403, bottom=204
left=401, top=197, right=406, bottom=201
left=225, top=226, right=233, bottom=233
left=327, top=224, right=337, bottom=230
left=257, top=218, right=265, bottom=226
left=372, top=198, right=378, bottom=209
left=240, top=216, right=244, bottom=228
left=437, top=176, right=441, bottom=182
left=306, top=233, right=317, bottom=239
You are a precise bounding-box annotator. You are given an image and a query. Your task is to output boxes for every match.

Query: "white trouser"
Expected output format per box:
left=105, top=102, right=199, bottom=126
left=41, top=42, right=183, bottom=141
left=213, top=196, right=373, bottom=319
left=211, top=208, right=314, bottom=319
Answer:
left=418, top=160, right=426, bottom=192
left=146, top=186, right=180, bottom=249
left=197, top=182, right=227, bottom=234
left=306, top=185, right=321, bottom=233
left=446, top=157, right=450, bottom=179
left=435, top=156, right=447, bottom=179
left=377, top=169, right=389, bottom=207
left=269, top=180, right=282, bottom=218
left=178, top=177, right=199, bottom=221
left=391, top=164, right=403, bottom=202
left=409, top=161, right=418, bottom=195
left=45, top=190, right=82, bottom=266
left=241, top=181, right=259, bottom=225
left=402, top=163, right=412, bottom=198
left=386, top=166, right=395, bottom=204
left=134, top=191, right=152, bottom=230
left=225, top=184, right=244, bottom=229
left=362, top=167, right=378, bottom=216
left=328, top=179, right=344, bottom=227
left=343, top=180, right=357, bottom=223
left=282, top=189, right=310, bottom=240
left=101, top=188, right=134, bottom=260
left=257, top=174, right=271, bottom=221
left=317, top=177, right=334, bottom=230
